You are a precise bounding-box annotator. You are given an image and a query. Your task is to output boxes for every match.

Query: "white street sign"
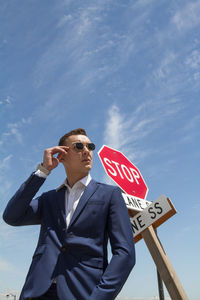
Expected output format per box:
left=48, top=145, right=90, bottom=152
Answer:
left=130, top=195, right=173, bottom=237
left=122, top=193, right=152, bottom=211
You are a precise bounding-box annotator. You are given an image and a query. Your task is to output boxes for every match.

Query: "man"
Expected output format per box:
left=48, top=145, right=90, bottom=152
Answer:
left=3, top=128, right=135, bottom=300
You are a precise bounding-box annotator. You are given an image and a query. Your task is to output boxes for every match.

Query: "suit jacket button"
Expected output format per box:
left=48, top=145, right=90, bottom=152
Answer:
left=61, top=246, right=67, bottom=253
left=67, top=233, right=73, bottom=238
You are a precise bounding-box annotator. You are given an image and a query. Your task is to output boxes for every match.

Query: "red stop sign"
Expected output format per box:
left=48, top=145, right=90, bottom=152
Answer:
left=98, top=145, right=148, bottom=199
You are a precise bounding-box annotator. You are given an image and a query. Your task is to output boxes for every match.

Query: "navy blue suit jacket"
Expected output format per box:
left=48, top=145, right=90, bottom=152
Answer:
left=3, top=173, right=135, bottom=300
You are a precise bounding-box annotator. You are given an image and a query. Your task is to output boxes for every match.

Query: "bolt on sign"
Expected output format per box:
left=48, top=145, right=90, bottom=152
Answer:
left=98, top=145, right=148, bottom=199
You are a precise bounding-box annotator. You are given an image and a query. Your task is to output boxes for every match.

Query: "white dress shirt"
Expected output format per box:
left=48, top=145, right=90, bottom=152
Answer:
left=56, top=174, right=92, bottom=227
left=35, top=169, right=91, bottom=227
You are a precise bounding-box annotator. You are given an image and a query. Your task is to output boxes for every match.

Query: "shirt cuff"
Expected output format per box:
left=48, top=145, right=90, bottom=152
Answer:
left=35, top=169, right=48, bottom=179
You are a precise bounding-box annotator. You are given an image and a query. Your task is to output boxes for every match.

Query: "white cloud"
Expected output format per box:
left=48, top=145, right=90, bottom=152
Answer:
left=0, top=155, right=12, bottom=198
left=57, top=14, right=73, bottom=28
left=76, top=12, right=91, bottom=36
left=0, top=155, right=12, bottom=200
left=33, top=1, right=110, bottom=88
left=153, top=52, right=176, bottom=80
left=32, top=0, right=155, bottom=91
left=103, top=105, right=129, bottom=151
left=179, top=114, right=200, bottom=143
left=0, top=155, right=12, bottom=171
left=172, top=0, right=200, bottom=31
left=103, top=99, right=185, bottom=166
left=0, top=117, right=32, bottom=146
left=103, top=104, right=154, bottom=164
left=185, top=49, right=200, bottom=69
left=5, top=96, right=11, bottom=104
left=21, top=117, right=32, bottom=124
left=149, top=2, right=200, bottom=89
left=185, top=49, right=200, bottom=81
left=0, top=96, right=11, bottom=106
left=104, top=104, right=148, bottom=156
left=7, top=123, right=23, bottom=144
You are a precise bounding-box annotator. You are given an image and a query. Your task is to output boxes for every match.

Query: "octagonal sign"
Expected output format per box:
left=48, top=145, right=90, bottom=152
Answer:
left=98, top=145, right=148, bottom=199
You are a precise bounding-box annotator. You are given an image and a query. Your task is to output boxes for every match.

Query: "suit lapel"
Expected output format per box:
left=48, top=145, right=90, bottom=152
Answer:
left=67, top=179, right=98, bottom=229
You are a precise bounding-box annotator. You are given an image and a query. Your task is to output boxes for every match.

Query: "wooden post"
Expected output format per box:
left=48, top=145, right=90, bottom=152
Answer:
left=141, top=225, right=188, bottom=300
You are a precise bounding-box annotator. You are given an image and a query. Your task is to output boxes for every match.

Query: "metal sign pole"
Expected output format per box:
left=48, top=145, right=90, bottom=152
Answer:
left=155, top=229, right=165, bottom=300
left=157, top=268, right=165, bottom=300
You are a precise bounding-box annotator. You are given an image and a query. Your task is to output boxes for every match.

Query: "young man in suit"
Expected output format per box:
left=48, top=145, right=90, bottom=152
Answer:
left=3, top=128, right=135, bottom=300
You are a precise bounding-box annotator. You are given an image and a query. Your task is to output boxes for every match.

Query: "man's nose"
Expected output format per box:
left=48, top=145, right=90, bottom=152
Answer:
left=83, top=145, right=89, bottom=154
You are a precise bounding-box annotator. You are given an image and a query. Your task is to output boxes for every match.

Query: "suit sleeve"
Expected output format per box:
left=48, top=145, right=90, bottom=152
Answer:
left=3, top=173, right=46, bottom=226
left=89, top=187, right=136, bottom=300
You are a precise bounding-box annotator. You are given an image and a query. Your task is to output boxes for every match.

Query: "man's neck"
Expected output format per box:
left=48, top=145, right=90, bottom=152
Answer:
left=66, top=172, right=89, bottom=188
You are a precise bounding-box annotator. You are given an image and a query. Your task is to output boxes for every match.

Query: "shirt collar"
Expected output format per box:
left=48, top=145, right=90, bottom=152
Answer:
left=56, top=173, right=92, bottom=192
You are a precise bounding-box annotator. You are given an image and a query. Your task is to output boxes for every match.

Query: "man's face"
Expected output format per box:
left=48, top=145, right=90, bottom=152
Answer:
left=62, top=134, right=94, bottom=175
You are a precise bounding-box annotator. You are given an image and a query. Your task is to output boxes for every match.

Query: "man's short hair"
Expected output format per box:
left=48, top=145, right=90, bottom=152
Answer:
left=58, top=128, right=87, bottom=146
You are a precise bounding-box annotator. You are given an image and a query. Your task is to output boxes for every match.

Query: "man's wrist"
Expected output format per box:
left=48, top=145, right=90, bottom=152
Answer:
left=36, top=163, right=51, bottom=176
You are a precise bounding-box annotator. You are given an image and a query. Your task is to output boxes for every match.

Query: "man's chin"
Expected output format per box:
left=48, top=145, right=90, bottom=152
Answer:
left=84, top=164, right=92, bottom=171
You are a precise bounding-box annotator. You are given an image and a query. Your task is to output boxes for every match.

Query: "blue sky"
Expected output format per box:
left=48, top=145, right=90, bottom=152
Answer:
left=0, top=0, right=200, bottom=299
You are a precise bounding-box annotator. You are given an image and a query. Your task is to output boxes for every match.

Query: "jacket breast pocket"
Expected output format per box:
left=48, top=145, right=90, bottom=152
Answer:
left=86, top=200, right=105, bottom=219
left=87, top=200, right=105, bottom=205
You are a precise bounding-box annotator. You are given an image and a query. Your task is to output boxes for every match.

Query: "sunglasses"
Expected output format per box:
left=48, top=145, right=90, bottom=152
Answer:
left=72, top=142, right=96, bottom=151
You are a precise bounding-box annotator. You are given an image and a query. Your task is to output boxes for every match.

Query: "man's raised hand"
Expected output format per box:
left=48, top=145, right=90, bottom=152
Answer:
left=42, top=146, right=69, bottom=171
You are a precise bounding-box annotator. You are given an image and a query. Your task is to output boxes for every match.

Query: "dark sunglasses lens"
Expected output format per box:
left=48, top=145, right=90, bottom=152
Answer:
left=75, top=143, right=84, bottom=150
left=88, top=143, right=95, bottom=151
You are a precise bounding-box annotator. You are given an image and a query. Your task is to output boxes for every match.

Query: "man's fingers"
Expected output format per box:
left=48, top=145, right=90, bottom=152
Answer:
left=49, top=146, right=69, bottom=155
left=57, top=152, right=64, bottom=161
left=43, top=146, right=69, bottom=170
left=59, top=146, right=69, bottom=150
left=57, top=147, right=69, bottom=162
